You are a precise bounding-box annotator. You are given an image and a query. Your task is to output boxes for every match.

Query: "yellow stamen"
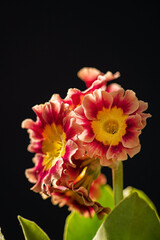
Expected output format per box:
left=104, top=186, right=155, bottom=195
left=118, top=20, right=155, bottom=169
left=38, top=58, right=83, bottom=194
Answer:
left=74, top=167, right=88, bottom=184
left=42, top=123, right=66, bottom=170
left=91, top=107, right=128, bottom=146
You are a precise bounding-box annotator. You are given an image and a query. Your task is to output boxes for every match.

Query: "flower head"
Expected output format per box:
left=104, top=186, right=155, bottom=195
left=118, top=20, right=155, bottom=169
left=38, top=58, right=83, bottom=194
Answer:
left=51, top=172, right=110, bottom=219
left=22, top=100, right=84, bottom=193
left=75, top=88, right=151, bottom=166
left=22, top=98, right=110, bottom=219
left=22, top=66, right=151, bottom=220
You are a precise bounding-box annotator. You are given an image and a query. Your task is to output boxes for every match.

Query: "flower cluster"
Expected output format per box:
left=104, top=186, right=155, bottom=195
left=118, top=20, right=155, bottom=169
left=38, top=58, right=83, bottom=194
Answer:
left=22, top=67, right=151, bottom=218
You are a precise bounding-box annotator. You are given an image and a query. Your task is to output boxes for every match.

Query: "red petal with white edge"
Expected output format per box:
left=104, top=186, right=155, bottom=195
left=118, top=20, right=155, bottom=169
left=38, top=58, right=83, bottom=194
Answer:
left=112, top=89, right=139, bottom=115
left=121, top=90, right=139, bottom=114
left=63, top=140, right=79, bottom=167
left=134, top=100, right=152, bottom=128
left=85, top=140, right=109, bottom=164
left=41, top=102, right=56, bottom=125
left=64, top=88, right=83, bottom=107
left=122, top=130, right=140, bottom=148
left=21, top=119, right=43, bottom=139
left=50, top=93, right=63, bottom=103
left=101, top=90, right=113, bottom=109
left=126, top=114, right=143, bottom=131
left=64, top=114, right=83, bottom=140
left=27, top=140, right=42, bottom=153
left=73, top=138, right=85, bottom=159
left=82, top=89, right=113, bottom=120
left=82, top=93, right=99, bottom=120
left=107, top=83, right=121, bottom=93
left=25, top=168, right=37, bottom=183
left=127, top=144, right=141, bottom=158
left=136, top=100, right=148, bottom=112
left=77, top=67, right=102, bottom=88
left=79, top=127, right=95, bottom=143
left=43, top=158, right=63, bottom=191
left=106, top=143, right=128, bottom=161
left=74, top=106, right=87, bottom=124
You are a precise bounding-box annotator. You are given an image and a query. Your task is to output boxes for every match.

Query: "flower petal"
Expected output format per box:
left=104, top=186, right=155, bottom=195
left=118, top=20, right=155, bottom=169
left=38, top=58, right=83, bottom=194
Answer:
left=107, top=83, right=121, bottom=93
left=122, top=130, right=141, bottom=148
left=106, top=143, right=128, bottom=162
left=77, top=67, right=102, bottom=88
left=82, top=89, right=113, bottom=120
left=82, top=93, right=99, bottom=120
left=127, top=144, right=141, bottom=158
left=78, top=127, right=95, bottom=143
left=112, top=89, right=139, bottom=114
left=63, top=139, right=79, bottom=167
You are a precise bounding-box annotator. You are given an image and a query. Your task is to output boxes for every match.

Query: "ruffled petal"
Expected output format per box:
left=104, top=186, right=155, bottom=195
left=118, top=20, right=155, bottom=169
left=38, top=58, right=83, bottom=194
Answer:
left=82, top=93, right=99, bottom=120
left=63, top=139, right=79, bottom=167
left=125, top=114, right=143, bottom=131
left=112, top=89, right=139, bottom=114
left=50, top=93, right=63, bottom=103
left=106, top=143, right=128, bottom=162
left=122, top=130, right=140, bottom=148
left=121, top=114, right=142, bottom=148
left=78, top=127, right=95, bottom=143
left=134, top=100, right=152, bottom=128
left=27, top=140, right=42, bottom=153
left=21, top=119, right=43, bottom=139
left=63, top=113, right=83, bottom=140
left=77, top=67, right=102, bottom=88
left=82, top=89, right=113, bottom=120
left=127, top=144, right=141, bottom=158
left=85, top=140, right=109, bottom=164
left=42, top=158, right=64, bottom=195
left=107, top=83, right=121, bottom=93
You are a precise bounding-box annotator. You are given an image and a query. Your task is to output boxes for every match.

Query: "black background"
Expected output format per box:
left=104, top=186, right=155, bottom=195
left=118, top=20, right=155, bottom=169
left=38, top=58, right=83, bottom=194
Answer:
left=1, top=2, right=159, bottom=240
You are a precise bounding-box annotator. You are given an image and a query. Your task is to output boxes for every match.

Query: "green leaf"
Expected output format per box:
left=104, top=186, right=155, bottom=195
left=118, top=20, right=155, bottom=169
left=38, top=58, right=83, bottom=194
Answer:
left=0, top=228, right=5, bottom=240
left=124, top=186, right=158, bottom=214
left=93, top=193, right=160, bottom=240
left=98, top=185, right=114, bottom=210
left=64, top=185, right=114, bottom=240
left=18, top=216, right=50, bottom=240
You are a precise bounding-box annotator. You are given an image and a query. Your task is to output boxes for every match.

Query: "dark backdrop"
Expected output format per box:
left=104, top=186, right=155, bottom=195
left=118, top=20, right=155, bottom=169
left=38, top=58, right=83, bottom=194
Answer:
left=1, top=2, right=159, bottom=240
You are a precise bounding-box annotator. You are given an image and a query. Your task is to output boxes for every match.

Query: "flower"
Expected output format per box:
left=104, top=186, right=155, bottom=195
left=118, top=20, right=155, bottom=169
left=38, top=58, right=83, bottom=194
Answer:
left=51, top=170, right=110, bottom=219
left=22, top=99, right=110, bottom=219
left=48, top=157, right=110, bottom=219
left=75, top=88, right=151, bottom=166
left=51, top=67, right=121, bottom=110
left=22, top=100, right=84, bottom=193
left=40, top=154, right=110, bottom=219
left=77, top=67, right=120, bottom=89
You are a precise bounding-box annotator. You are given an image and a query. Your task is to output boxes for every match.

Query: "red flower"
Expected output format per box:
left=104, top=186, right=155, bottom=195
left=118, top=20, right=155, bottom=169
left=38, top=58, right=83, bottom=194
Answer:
left=75, top=88, right=151, bottom=166
left=22, top=100, right=84, bottom=193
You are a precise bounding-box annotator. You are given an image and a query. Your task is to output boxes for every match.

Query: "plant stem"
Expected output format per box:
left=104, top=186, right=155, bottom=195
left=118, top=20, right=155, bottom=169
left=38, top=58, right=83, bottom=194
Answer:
left=112, top=161, right=123, bottom=207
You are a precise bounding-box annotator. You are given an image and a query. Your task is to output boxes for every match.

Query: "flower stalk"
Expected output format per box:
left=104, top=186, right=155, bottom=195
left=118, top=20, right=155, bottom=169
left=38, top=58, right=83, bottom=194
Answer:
left=112, top=161, right=123, bottom=207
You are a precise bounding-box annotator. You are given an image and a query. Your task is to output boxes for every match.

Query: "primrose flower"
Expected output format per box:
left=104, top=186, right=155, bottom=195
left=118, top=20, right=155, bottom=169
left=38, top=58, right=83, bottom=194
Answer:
left=22, top=100, right=84, bottom=193
left=77, top=67, right=120, bottom=89
left=75, top=88, right=151, bottom=166
left=51, top=172, right=110, bottom=219
left=50, top=157, right=110, bottom=219
left=51, top=67, right=121, bottom=110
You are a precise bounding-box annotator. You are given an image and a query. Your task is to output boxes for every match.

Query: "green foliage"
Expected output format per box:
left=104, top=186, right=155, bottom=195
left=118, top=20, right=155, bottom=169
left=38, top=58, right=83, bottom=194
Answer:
left=123, top=186, right=158, bottom=213
left=64, top=185, right=114, bottom=240
left=18, top=216, right=50, bottom=240
left=93, top=193, right=160, bottom=240
left=0, top=228, right=5, bottom=240
left=18, top=186, right=160, bottom=240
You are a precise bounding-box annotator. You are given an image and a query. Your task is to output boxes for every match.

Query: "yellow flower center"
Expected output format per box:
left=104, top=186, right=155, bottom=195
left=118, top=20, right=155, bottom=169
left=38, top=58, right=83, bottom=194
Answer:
left=91, top=107, right=128, bottom=146
left=42, top=124, right=66, bottom=170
